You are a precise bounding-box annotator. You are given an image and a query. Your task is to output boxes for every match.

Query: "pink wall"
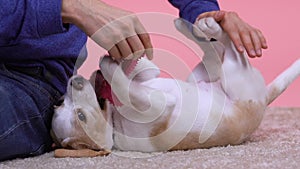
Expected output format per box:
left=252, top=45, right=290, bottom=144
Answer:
left=79, top=0, right=300, bottom=107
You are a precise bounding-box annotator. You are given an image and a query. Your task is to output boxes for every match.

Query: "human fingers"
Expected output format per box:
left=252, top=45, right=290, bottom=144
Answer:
left=248, top=28, right=268, bottom=57
left=237, top=24, right=267, bottom=57
left=228, top=24, right=260, bottom=57
left=108, top=46, right=122, bottom=61
left=228, top=31, right=245, bottom=53
left=138, top=33, right=153, bottom=60
left=135, top=22, right=153, bottom=60
left=218, top=13, right=246, bottom=53
left=256, top=29, right=268, bottom=49
left=220, top=11, right=268, bottom=57
left=250, top=29, right=263, bottom=57
left=110, top=35, right=147, bottom=62
left=197, top=11, right=246, bottom=54
left=111, top=16, right=153, bottom=61
left=240, top=28, right=258, bottom=58
left=115, top=39, right=133, bottom=61
left=126, top=35, right=146, bottom=60
left=66, top=0, right=153, bottom=60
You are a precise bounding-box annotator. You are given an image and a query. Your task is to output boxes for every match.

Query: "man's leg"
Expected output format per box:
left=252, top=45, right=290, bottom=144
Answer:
left=0, top=65, right=61, bottom=161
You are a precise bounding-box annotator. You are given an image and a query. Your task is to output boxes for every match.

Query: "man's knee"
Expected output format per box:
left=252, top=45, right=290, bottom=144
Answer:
left=0, top=86, right=53, bottom=161
left=0, top=124, right=52, bottom=161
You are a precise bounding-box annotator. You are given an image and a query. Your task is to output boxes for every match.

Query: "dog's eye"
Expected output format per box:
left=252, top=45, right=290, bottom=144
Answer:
left=77, top=111, right=86, bottom=123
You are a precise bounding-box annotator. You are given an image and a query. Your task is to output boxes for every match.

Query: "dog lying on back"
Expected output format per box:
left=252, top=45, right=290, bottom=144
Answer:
left=51, top=17, right=300, bottom=154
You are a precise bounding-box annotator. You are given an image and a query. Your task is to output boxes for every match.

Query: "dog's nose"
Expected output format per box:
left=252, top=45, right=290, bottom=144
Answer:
left=71, top=76, right=85, bottom=90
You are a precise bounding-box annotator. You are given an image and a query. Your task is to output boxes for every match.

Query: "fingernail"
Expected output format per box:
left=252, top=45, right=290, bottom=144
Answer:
left=256, top=49, right=262, bottom=56
left=215, top=11, right=224, bottom=21
left=263, top=43, right=268, bottom=49
left=250, top=49, right=256, bottom=56
left=238, top=45, right=244, bottom=52
left=215, top=11, right=221, bottom=18
left=146, top=49, right=154, bottom=60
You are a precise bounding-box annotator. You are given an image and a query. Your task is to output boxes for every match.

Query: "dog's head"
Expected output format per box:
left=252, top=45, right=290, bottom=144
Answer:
left=51, top=75, right=113, bottom=151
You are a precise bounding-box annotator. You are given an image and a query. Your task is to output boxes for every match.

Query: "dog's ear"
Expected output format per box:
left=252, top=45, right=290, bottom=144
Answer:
left=50, top=129, right=62, bottom=148
left=60, top=137, right=90, bottom=149
left=54, top=148, right=111, bottom=158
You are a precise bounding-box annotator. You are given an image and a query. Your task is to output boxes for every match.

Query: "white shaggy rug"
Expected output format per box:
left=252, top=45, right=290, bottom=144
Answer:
left=1, top=107, right=299, bottom=169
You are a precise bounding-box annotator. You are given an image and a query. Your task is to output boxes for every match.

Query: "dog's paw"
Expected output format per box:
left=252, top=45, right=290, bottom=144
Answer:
left=99, top=55, right=119, bottom=82
left=196, top=17, right=223, bottom=41
left=99, top=55, right=114, bottom=69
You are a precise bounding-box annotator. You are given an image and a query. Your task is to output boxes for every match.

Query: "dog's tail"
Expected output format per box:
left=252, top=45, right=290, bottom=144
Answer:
left=266, top=59, right=300, bottom=105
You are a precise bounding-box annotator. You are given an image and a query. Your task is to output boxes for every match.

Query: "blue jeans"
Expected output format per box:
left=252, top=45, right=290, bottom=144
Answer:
left=0, top=64, right=62, bottom=161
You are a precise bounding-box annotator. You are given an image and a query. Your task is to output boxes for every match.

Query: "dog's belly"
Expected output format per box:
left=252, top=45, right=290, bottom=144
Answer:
left=112, top=79, right=233, bottom=152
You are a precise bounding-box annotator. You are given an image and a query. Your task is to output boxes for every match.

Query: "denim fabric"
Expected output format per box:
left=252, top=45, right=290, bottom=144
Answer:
left=0, top=64, right=62, bottom=161
left=0, top=0, right=87, bottom=94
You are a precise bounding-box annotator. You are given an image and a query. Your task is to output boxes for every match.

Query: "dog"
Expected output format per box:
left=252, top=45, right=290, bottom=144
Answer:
left=51, top=17, right=300, bottom=156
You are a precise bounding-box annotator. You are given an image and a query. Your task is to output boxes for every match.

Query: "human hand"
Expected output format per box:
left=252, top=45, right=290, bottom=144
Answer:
left=61, top=0, right=153, bottom=62
left=196, top=10, right=268, bottom=58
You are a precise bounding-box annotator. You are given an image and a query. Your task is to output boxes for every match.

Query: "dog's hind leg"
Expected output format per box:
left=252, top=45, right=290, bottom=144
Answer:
left=197, top=18, right=267, bottom=102
left=175, top=18, right=225, bottom=83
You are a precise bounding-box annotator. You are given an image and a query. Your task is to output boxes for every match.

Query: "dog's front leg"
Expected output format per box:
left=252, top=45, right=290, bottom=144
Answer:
left=100, top=56, right=176, bottom=121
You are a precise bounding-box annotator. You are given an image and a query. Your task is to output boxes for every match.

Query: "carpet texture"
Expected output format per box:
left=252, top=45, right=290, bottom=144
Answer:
left=1, top=107, right=299, bottom=169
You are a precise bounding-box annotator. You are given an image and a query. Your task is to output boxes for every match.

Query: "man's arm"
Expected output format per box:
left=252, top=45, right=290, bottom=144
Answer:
left=61, top=0, right=153, bottom=61
left=168, top=0, right=220, bottom=23
left=0, top=0, right=67, bottom=46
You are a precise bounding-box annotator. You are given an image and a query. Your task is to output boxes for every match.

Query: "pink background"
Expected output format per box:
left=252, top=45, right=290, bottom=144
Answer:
left=79, top=0, right=300, bottom=107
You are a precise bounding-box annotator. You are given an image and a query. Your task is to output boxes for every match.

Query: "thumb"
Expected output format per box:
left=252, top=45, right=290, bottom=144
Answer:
left=196, top=10, right=225, bottom=23
left=196, top=11, right=217, bottom=21
left=213, top=11, right=225, bottom=22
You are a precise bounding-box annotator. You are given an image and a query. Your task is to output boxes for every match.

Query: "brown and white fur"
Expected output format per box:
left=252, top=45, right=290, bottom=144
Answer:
left=51, top=17, right=300, bottom=153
